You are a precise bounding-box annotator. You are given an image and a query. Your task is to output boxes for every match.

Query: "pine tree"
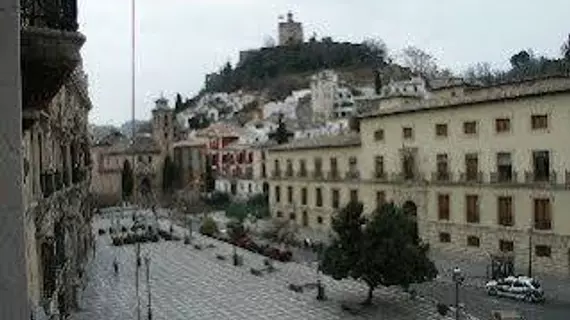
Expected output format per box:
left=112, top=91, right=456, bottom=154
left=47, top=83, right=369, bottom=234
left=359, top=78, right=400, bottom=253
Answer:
left=121, top=160, right=134, bottom=200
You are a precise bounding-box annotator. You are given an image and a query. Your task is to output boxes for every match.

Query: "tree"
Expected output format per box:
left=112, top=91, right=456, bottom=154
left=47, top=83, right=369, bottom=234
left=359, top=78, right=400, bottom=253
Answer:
left=226, top=202, right=249, bottom=222
left=175, top=93, right=184, bottom=111
left=203, top=156, right=215, bottom=192
left=121, top=160, right=134, bottom=200
left=263, top=35, right=276, bottom=48
left=199, top=216, right=218, bottom=236
left=362, top=38, right=388, bottom=67
left=273, top=113, right=291, bottom=145
left=562, top=34, right=570, bottom=61
left=464, top=62, right=499, bottom=85
left=161, top=156, right=176, bottom=192
left=321, top=202, right=437, bottom=305
left=400, top=46, right=441, bottom=78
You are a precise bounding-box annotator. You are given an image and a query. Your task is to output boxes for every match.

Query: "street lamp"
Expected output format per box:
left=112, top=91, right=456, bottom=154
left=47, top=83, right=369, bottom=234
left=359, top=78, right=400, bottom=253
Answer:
left=305, top=238, right=326, bottom=301
left=528, top=226, right=533, bottom=278
left=452, top=267, right=465, bottom=320
left=144, top=256, right=153, bottom=320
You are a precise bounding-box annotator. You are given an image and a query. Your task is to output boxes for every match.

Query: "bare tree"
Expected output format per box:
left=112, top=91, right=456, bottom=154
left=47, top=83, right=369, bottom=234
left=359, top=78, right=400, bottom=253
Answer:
left=263, top=35, right=276, bottom=48
left=561, top=34, right=570, bottom=60
left=464, top=62, right=498, bottom=85
left=400, top=46, right=441, bottom=78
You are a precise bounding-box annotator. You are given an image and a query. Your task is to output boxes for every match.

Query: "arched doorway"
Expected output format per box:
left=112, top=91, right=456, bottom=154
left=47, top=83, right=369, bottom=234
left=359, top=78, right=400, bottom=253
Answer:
left=402, top=200, right=418, bottom=240
left=140, top=177, right=151, bottom=195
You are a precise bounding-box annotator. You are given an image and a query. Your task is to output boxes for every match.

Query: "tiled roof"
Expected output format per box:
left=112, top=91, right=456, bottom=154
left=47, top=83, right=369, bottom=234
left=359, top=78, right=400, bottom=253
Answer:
left=105, top=135, right=161, bottom=155
left=173, top=137, right=209, bottom=148
left=195, top=122, right=244, bottom=138
left=269, top=132, right=361, bottom=152
left=359, top=76, right=570, bottom=119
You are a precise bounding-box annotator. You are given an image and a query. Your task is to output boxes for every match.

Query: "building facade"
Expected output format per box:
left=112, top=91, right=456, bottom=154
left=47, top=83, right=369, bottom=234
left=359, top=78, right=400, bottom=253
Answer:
left=90, top=98, right=175, bottom=207
left=23, top=65, right=94, bottom=318
left=267, top=76, right=570, bottom=276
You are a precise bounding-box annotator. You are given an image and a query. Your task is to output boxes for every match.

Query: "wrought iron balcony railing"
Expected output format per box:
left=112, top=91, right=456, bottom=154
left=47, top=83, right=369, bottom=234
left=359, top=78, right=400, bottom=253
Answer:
left=372, top=171, right=387, bottom=181
left=327, top=171, right=341, bottom=181
left=297, top=170, right=308, bottom=178
left=312, top=171, right=324, bottom=179
left=21, top=0, right=79, bottom=32
left=490, top=170, right=518, bottom=184
left=345, top=171, right=360, bottom=181
left=524, top=171, right=557, bottom=184
left=458, top=171, right=484, bottom=183
left=431, top=171, right=453, bottom=182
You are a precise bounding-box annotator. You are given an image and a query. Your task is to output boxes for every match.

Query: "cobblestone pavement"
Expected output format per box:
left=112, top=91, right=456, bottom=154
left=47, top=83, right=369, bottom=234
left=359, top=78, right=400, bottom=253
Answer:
left=72, top=212, right=469, bottom=320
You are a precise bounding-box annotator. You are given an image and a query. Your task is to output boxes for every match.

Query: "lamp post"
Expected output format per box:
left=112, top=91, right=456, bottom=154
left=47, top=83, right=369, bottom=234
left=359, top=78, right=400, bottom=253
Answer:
left=305, top=238, right=326, bottom=300
left=528, top=226, right=533, bottom=278
left=145, top=256, right=153, bottom=320
left=452, top=267, right=464, bottom=320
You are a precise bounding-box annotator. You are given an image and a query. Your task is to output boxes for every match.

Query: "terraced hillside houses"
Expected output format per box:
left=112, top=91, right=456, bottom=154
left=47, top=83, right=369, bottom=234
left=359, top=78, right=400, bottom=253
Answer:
left=267, top=75, right=570, bottom=276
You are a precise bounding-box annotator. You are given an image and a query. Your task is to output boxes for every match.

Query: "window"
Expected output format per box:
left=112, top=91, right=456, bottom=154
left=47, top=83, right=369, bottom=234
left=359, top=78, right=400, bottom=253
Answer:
left=467, top=236, right=480, bottom=247
left=531, top=114, right=548, bottom=130
left=287, top=186, right=293, bottom=203
left=435, top=123, right=448, bottom=137
left=535, top=245, right=552, bottom=258
left=289, top=213, right=296, bottom=221
left=402, top=153, right=415, bottom=180
left=374, top=156, right=384, bottom=178
left=466, top=195, right=480, bottom=223
left=286, top=159, right=293, bottom=177
left=298, top=159, right=307, bottom=177
left=317, top=216, right=323, bottom=224
left=498, top=197, right=514, bottom=226
left=374, top=129, right=384, bottom=141
left=376, top=191, right=385, bottom=209
left=534, top=198, right=552, bottom=230
left=302, top=211, right=309, bottom=227
left=350, top=189, right=359, bottom=203
left=330, top=158, right=338, bottom=178
left=301, top=188, right=307, bottom=205
left=315, top=187, right=323, bottom=207
left=248, top=184, right=252, bottom=193
left=496, top=152, right=513, bottom=182
left=261, top=164, right=266, bottom=178
left=438, top=194, right=450, bottom=220
left=276, top=211, right=283, bottom=218
left=463, top=121, right=477, bottom=135
left=532, top=150, right=550, bottom=182
left=348, top=157, right=358, bottom=171
left=465, top=153, right=479, bottom=181
left=274, top=186, right=280, bottom=203
left=403, top=127, right=413, bottom=139
left=273, top=159, right=280, bottom=176
left=436, top=154, right=449, bottom=180
left=495, top=118, right=511, bottom=133
left=439, top=232, right=451, bottom=243
left=331, top=189, right=340, bottom=208
left=499, top=240, right=514, bottom=252
left=314, top=157, right=323, bottom=177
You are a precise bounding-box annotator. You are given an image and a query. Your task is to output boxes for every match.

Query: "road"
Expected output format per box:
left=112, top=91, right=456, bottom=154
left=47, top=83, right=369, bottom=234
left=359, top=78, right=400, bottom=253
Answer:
left=287, top=244, right=570, bottom=320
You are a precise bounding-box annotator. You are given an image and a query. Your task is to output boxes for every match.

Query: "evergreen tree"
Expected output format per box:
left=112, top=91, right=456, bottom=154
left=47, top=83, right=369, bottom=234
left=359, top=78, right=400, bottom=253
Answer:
left=203, top=156, right=215, bottom=192
left=121, top=160, right=134, bottom=200
left=273, top=113, right=291, bottom=145
left=175, top=93, right=183, bottom=111
left=321, top=202, right=437, bottom=305
left=161, top=156, right=176, bottom=192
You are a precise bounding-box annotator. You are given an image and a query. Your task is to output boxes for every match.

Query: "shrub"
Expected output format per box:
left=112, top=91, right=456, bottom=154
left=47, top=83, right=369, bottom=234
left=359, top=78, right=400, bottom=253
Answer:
left=199, top=216, right=218, bottom=236
left=436, top=303, right=449, bottom=316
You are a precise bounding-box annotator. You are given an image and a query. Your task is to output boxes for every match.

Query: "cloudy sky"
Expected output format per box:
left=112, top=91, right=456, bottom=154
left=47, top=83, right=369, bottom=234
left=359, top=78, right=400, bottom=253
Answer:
left=79, top=0, right=570, bottom=126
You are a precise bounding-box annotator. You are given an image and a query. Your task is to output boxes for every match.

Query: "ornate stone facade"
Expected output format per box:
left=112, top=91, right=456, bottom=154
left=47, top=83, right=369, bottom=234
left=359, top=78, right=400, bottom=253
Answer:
left=22, top=64, right=93, bottom=319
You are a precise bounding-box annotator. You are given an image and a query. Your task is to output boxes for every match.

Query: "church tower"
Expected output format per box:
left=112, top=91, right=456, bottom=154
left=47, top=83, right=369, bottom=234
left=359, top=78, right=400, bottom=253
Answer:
left=151, top=96, right=174, bottom=156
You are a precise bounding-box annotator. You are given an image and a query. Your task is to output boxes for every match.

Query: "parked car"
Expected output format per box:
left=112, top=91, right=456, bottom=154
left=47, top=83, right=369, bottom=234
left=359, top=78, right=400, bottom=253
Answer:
left=485, top=276, right=544, bottom=303
left=490, top=310, right=525, bottom=320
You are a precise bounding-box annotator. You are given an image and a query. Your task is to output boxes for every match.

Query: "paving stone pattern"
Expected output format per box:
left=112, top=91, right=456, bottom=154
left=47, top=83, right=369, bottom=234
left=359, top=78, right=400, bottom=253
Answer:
left=72, top=212, right=462, bottom=320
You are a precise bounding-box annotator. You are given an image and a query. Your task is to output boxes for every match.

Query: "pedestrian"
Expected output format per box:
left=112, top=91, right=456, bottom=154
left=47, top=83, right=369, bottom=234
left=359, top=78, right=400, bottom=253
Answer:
left=113, top=258, right=119, bottom=275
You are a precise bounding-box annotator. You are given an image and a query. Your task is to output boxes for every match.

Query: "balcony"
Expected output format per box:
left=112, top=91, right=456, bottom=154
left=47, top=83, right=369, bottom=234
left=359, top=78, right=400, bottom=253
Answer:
left=566, top=171, right=570, bottom=188
left=458, top=171, right=483, bottom=183
left=490, top=171, right=518, bottom=184
left=285, top=169, right=294, bottom=178
left=297, top=170, right=308, bottom=178
left=431, top=171, right=453, bottom=183
left=327, top=171, right=341, bottom=181
left=372, top=171, right=387, bottom=181
left=392, top=171, right=423, bottom=183
left=271, top=170, right=281, bottom=179
left=524, top=171, right=557, bottom=185
left=345, top=170, right=360, bottom=181
left=534, top=220, right=552, bottom=231
left=21, top=0, right=86, bottom=112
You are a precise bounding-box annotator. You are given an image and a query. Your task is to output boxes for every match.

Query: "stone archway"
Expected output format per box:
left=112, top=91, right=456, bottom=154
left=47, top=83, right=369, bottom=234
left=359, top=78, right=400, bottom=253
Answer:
left=402, top=200, right=418, bottom=240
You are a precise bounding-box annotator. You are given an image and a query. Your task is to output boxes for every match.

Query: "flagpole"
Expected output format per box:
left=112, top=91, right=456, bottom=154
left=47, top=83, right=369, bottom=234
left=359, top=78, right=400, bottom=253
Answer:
left=131, top=1, right=141, bottom=320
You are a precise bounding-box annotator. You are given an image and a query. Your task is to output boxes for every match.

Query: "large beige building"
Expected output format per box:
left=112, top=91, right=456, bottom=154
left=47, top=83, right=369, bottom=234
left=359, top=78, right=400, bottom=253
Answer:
left=268, top=76, right=570, bottom=276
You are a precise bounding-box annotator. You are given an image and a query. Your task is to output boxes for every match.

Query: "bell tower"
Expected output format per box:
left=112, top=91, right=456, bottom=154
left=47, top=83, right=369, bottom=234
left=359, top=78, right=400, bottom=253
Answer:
left=151, top=96, right=174, bottom=156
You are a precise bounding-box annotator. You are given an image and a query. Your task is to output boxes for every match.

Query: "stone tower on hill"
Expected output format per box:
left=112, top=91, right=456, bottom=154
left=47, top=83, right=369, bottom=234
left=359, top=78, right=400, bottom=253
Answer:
left=278, top=12, right=303, bottom=46
left=151, top=96, right=175, bottom=156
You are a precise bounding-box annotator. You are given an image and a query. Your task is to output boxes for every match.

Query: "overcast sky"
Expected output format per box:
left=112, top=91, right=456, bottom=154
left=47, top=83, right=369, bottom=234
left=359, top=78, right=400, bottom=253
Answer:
left=79, top=0, right=570, bottom=126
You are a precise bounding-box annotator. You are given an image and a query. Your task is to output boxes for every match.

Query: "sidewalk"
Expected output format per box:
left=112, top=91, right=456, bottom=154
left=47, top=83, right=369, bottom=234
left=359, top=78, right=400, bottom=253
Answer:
left=430, top=249, right=570, bottom=303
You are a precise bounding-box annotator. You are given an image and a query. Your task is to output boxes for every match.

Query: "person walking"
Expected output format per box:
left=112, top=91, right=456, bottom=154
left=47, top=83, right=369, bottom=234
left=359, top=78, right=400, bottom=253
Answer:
left=113, top=258, right=119, bottom=275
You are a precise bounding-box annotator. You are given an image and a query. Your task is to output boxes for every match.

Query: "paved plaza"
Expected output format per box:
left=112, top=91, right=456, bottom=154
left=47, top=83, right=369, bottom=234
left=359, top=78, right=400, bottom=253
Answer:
left=72, top=212, right=459, bottom=320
